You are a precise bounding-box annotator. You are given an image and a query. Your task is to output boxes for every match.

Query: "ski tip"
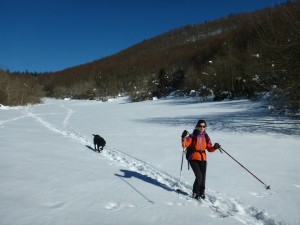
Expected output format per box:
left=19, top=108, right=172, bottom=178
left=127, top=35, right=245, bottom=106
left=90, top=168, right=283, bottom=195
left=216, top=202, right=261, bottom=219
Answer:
left=175, top=189, right=189, bottom=196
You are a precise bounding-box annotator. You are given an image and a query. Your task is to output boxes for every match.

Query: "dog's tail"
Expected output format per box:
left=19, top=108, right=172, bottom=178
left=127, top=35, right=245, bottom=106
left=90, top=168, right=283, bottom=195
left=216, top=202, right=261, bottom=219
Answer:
left=92, top=134, right=96, bottom=136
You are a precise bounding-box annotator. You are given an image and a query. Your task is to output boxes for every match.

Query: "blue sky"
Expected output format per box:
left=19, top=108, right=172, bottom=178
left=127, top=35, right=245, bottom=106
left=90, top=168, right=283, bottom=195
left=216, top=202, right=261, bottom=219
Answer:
left=0, top=0, right=288, bottom=73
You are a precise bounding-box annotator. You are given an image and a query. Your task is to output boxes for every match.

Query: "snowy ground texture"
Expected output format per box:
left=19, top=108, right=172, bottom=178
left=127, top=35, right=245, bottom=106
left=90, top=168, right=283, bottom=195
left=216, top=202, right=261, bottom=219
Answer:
left=1, top=97, right=300, bottom=225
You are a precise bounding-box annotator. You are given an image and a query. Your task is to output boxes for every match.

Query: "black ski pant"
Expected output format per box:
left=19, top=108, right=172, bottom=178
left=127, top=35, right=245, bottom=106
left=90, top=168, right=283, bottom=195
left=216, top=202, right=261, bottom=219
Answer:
left=189, top=160, right=207, bottom=196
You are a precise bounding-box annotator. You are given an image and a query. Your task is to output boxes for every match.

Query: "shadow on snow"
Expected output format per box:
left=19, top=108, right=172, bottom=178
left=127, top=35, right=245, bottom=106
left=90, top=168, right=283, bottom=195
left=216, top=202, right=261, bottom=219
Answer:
left=114, top=169, right=176, bottom=204
left=115, top=169, right=174, bottom=192
left=136, top=100, right=300, bottom=136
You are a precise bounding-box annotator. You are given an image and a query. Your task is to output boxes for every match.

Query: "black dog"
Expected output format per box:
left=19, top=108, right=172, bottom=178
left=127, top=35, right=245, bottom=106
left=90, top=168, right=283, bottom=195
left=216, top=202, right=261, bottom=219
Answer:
left=92, top=134, right=106, bottom=153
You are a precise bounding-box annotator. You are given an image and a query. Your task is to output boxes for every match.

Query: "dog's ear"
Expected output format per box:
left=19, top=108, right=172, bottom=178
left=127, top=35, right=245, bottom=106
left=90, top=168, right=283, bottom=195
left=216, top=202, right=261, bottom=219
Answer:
left=92, top=134, right=95, bottom=136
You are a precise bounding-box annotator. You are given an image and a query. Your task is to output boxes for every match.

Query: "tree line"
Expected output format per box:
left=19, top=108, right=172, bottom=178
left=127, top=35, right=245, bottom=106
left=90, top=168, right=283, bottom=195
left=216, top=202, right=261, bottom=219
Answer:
left=1, top=1, right=299, bottom=115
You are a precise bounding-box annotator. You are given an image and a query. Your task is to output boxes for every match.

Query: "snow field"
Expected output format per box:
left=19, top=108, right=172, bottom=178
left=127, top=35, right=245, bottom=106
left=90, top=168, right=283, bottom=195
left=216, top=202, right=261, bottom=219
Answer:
left=1, top=97, right=299, bottom=225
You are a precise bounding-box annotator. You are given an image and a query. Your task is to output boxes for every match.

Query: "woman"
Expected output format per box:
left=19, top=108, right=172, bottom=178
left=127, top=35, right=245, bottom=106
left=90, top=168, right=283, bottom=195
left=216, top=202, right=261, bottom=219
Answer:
left=181, top=119, right=220, bottom=199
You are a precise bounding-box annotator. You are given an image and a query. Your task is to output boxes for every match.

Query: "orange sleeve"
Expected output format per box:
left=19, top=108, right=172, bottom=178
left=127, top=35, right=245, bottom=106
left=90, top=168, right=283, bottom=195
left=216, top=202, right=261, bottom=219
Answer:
left=205, top=134, right=215, bottom=152
left=205, top=134, right=216, bottom=152
left=182, top=135, right=192, bottom=148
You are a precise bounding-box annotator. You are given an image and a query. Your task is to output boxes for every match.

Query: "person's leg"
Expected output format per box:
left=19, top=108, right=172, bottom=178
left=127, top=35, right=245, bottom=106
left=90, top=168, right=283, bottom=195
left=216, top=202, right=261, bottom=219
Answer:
left=198, top=161, right=207, bottom=199
left=189, top=160, right=203, bottom=198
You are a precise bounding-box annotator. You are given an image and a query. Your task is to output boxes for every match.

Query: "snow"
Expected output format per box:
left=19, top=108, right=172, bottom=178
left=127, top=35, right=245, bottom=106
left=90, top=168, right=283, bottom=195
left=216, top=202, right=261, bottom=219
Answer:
left=1, top=97, right=300, bottom=225
left=0, top=104, right=10, bottom=110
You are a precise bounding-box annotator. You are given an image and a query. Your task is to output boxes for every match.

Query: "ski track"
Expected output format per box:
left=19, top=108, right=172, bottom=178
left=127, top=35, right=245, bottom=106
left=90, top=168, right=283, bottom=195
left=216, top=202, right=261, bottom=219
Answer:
left=21, top=104, right=286, bottom=225
left=0, top=114, right=29, bottom=126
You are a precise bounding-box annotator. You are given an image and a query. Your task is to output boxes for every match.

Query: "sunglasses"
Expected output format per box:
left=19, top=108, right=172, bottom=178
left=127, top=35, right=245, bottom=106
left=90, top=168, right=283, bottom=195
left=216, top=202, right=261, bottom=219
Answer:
left=198, top=125, right=206, bottom=128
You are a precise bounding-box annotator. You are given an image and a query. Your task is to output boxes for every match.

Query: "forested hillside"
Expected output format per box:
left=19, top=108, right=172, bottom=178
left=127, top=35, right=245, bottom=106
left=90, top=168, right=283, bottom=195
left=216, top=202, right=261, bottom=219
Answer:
left=1, top=1, right=299, bottom=115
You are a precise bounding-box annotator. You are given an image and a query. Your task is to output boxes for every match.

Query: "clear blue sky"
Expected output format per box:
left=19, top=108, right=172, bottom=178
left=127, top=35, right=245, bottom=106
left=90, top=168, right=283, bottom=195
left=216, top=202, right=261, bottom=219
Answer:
left=0, top=0, right=288, bottom=73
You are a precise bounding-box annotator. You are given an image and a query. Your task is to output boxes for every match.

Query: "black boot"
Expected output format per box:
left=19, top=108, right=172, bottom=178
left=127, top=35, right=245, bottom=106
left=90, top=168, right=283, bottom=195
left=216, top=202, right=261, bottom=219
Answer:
left=199, top=187, right=205, bottom=199
left=193, top=193, right=203, bottom=200
left=192, top=192, right=199, bottom=200
left=199, top=193, right=205, bottom=199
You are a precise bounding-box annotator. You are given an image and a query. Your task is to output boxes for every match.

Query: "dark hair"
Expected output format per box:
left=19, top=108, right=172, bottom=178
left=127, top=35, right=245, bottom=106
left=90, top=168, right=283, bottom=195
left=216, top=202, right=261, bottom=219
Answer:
left=196, top=119, right=207, bottom=128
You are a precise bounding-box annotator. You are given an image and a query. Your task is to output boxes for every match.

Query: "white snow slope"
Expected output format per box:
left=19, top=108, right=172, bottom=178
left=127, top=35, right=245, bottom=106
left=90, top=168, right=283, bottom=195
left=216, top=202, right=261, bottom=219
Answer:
left=1, top=97, right=300, bottom=225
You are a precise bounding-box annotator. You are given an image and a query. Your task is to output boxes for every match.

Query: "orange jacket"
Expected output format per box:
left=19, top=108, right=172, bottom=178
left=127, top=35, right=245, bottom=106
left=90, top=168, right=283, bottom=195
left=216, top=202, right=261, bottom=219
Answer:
left=182, top=131, right=215, bottom=161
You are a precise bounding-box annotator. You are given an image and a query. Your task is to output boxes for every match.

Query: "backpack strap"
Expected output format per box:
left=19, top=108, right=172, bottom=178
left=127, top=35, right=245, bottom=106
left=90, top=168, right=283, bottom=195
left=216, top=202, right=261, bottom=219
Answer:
left=204, top=132, right=210, bottom=144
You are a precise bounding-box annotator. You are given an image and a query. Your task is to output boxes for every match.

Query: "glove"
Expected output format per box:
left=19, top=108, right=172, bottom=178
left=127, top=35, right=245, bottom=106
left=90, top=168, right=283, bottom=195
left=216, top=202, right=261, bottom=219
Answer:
left=213, top=143, right=221, bottom=149
left=181, top=130, right=188, bottom=138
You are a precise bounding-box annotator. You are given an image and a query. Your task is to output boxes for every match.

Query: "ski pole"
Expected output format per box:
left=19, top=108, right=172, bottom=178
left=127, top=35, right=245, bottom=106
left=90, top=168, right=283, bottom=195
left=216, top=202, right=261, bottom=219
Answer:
left=178, top=134, right=188, bottom=189
left=219, top=147, right=270, bottom=190
left=179, top=148, right=185, bottom=183
left=177, top=131, right=190, bottom=194
left=176, top=148, right=185, bottom=194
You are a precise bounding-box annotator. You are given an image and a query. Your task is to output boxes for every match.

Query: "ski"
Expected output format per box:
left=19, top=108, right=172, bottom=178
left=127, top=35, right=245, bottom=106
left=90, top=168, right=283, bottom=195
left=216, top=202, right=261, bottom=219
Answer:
left=175, top=189, right=231, bottom=218
left=202, top=201, right=231, bottom=218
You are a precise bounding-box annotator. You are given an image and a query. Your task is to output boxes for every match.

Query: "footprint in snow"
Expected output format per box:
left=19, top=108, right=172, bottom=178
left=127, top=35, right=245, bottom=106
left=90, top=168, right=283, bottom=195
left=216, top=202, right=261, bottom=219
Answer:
left=166, top=201, right=186, bottom=206
left=250, top=192, right=265, bottom=198
left=104, top=202, right=136, bottom=211
left=105, top=202, right=121, bottom=210
left=126, top=204, right=137, bottom=208
left=293, top=184, right=300, bottom=189
left=44, top=201, right=65, bottom=209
